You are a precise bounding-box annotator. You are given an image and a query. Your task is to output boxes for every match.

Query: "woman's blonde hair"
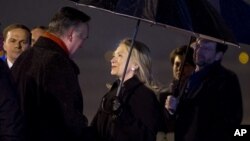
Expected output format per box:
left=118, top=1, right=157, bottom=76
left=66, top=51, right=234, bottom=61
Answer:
left=119, top=38, right=162, bottom=93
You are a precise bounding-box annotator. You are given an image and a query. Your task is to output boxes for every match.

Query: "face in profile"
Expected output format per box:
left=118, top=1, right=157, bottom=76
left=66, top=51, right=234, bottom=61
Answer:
left=110, top=44, right=129, bottom=78
left=173, top=55, right=195, bottom=81
left=31, top=28, right=46, bottom=46
left=3, top=28, right=30, bottom=63
left=110, top=43, right=137, bottom=81
left=193, top=39, right=217, bottom=67
left=68, top=23, right=89, bottom=55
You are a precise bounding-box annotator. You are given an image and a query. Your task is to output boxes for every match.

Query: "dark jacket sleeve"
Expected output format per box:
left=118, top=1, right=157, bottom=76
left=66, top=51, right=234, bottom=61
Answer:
left=0, top=60, right=24, bottom=141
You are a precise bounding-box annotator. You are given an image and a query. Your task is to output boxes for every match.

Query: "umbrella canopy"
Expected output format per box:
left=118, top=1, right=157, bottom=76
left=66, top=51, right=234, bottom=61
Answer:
left=68, top=0, right=245, bottom=100
left=219, top=0, right=250, bottom=45
left=69, top=0, right=249, bottom=45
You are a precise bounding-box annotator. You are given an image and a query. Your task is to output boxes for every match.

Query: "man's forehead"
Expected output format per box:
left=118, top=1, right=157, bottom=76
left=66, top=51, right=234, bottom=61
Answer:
left=7, top=28, right=29, bottom=36
left=191, top=38, right=216, bottom=48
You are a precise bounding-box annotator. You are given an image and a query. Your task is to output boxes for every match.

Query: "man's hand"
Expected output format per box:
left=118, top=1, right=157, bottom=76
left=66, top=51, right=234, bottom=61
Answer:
left=165, top=95, right=178, bottom=115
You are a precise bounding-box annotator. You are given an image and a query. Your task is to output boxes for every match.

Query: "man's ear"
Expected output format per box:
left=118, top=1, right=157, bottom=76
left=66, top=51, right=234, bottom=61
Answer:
left=67, top=28, right=74, bottom=42
left=215, top=52, right=223, bottom=61
left=3, top=41, right=7, bottom=51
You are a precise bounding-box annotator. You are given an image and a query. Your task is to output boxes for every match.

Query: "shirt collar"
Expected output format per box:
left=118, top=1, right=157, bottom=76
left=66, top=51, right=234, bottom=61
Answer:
left=7, top=58, right=13, bottom=68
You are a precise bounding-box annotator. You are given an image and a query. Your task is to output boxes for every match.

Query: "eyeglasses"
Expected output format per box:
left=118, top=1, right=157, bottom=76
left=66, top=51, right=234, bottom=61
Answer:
left=195, top=45, right=216, bottom=52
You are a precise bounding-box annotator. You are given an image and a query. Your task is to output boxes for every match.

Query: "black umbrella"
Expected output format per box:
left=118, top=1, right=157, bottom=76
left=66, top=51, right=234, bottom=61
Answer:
left=217, top=0, right=250, bottom=45
left=68, top=0, right=246, bottom=114
left=70, top=0, right=247, bottom=45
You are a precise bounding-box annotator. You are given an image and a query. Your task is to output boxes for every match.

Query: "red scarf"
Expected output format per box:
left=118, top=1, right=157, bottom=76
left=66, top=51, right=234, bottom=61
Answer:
left=42, top=32, right=69, bottom=55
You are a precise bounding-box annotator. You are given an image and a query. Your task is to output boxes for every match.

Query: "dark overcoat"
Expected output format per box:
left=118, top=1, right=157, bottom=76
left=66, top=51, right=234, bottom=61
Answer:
left=175, top=62, right=243, bottom=141
left=11, top=37, right=88, bottom=141
left=91, top=76, right=162, bottom=141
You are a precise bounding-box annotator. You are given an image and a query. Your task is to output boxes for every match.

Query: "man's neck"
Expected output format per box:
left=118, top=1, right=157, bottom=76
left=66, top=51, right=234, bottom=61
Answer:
left=195, top=61, right=220, bottom=72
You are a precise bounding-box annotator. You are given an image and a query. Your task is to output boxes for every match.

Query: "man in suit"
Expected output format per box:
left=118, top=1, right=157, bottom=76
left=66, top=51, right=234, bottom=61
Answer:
left=31, top=26, right=47, bottom=46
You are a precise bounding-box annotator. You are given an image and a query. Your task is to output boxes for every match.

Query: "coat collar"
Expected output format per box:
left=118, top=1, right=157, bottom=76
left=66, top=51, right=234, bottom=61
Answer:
left=183, top=61, right=222, bottom=99
left=111, top=76, right=142, bottom=96
left=42, top=32, right=69, bottom=55
left=34, top=36, right=80, bottom=75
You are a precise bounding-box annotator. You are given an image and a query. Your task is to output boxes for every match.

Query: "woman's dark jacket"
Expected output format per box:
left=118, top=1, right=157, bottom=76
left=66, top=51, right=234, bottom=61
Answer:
left=11, top=36, right=88, bottom=141
left=91, top=76, right=162, bottom=141
left=175, top=62, right=243, bottom=141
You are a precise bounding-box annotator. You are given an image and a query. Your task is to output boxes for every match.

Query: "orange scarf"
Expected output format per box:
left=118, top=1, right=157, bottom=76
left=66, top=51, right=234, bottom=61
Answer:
left=42, top=32, right=69, bottom=55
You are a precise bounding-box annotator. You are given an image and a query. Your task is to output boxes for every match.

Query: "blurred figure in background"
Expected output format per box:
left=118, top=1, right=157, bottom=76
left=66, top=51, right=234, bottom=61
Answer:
left=31, top=26, right=47, bottom=46
left=2, top=24, right=31, bottom=68
left=0, top=59, right=23, bottom=141
left=159, top=45, right=195, bottom=108
left=157, top=45, right=195, bottom=141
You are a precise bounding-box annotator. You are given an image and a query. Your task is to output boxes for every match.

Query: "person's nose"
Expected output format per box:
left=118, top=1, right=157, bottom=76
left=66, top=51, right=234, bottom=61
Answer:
left=177, top=64, right=181, bottom=71
left=176, top=63, right=182, bottom=72
left=15, top=42, right=22, bottom=49
left=195, top=48, right=202, bottom=56
left=110, top=56, right=116, bottom=64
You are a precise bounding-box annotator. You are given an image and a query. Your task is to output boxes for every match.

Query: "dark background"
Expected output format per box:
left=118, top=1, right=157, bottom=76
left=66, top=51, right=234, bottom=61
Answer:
left=0, top=0, right=249, bottom=125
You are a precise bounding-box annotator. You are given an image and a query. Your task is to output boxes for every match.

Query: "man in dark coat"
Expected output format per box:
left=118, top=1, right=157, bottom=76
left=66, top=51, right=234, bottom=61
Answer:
left=166, top=38, right=243, bottom=141
left=157, top=45, right=195, bottom=141
left=0, top=59, right=23, bottom=141
left=11, top=7, right=91, bottom=141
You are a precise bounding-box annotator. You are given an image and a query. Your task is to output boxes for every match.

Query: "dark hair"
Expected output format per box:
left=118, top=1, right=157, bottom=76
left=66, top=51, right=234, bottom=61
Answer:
left=170, top=45, right=195, bottom=67
left=32, top=26, right=47, bottom=30
left=3, top=24, right=31, bottom=44
left=216, top=42, right=228, bottom=53
left=48, top=6, right=90, bottom=35
left=196, top=38, right=228, bottom=53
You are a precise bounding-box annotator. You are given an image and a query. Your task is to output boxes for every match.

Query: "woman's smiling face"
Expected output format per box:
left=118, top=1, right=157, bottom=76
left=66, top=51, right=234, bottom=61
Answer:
left=110, top=44, right=129, bottom=78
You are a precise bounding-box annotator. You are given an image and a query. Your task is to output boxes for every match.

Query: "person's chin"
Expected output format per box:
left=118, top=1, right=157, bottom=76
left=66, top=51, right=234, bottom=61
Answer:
left=197, top=62, right=207, bottom=67
left=110, top=71, right=116, bottom=76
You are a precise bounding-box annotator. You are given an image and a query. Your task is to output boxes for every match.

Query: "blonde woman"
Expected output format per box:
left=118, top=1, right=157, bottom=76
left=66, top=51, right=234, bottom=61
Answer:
left=91, top=38, right=163, bottom=141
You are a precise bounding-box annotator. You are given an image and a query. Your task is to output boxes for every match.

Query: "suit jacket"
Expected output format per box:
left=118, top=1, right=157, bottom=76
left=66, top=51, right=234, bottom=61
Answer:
left=0, top=56, right=9, bottom=68
left=0, top=59, right=24, bottom=141
left=11, top=36, right=89, bottom=141
left=91, top=76, right=162, bottom=141
left=175, top=62, right=243, bottom=141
